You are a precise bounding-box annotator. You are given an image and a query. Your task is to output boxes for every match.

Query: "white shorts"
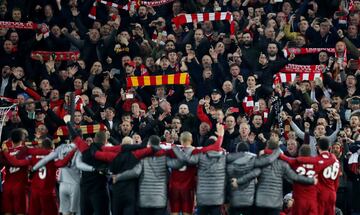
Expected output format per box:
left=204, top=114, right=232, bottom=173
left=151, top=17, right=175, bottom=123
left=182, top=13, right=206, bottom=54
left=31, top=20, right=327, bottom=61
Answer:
left=59, top=182, right=80, bottom=214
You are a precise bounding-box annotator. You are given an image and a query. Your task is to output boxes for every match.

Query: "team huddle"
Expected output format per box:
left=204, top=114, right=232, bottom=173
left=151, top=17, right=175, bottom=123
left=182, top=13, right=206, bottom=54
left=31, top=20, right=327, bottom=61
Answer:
left=0, top=122, right=339, bottom=215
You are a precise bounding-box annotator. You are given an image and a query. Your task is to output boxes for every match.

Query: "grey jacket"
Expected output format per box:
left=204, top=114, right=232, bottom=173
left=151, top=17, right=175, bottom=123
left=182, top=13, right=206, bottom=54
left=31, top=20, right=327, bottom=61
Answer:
left=226, top=149, right=281, bottom=207
left=255, top=158, right=315, bottom=209
left=113, top=154, right=183, bottom=208
left=174, top=148, right=226, bottom=206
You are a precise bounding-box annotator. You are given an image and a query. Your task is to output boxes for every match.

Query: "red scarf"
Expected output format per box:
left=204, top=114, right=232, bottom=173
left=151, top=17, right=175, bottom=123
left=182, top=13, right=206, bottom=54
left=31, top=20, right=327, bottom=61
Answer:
left=139, top=64, right=149, bottom=76
left=335, top=46, right=348, bottom=64
left=279, top=64, right=326, bottom=73
left=273, top=72, right=323, bottom=84
left=0, top=21, right=49, bottom=37
left=338, top=0, right=354, bottom=24
left=282, top=47, right=336, bottom=57
left=31, top=51, right=80, bottom=61
left=242, top=96, right=254, bottom=115
left=89, top=0, right=175, bottom=20
left=172, top=12, right=235, bottom=35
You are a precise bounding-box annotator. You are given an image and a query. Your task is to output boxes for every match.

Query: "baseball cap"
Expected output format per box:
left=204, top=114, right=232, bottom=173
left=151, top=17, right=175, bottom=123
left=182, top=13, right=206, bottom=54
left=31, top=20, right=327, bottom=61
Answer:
left=125, top=61, right=136, bottom=68
left=211, top=89, right=222, bottom=95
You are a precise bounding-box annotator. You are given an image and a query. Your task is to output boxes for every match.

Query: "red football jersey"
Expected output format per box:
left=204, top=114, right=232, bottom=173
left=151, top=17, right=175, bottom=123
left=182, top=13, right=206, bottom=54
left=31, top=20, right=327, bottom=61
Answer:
left=316, top=152, right=340, bottom=193
left=280, top=152, right=337, bottom=199
left=169, top=164, right=197, bottom=190
left=289, top=160, right=318, bottom=199
left=29, top=153, right=57, bottom=193
left=3, top=141, right=28, bottom=186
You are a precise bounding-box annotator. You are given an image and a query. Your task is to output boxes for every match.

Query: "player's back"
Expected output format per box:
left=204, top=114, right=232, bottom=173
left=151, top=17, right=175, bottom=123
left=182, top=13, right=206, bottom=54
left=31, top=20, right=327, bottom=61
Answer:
left=316, top=151, right=339, bottom=193
left=169, top=147, right=197, bottom=190
left=290, top=160, right=317, bottom=199
left=4, top=142, right=28, bottom=185
left=30, top=152, right=57, bottom=193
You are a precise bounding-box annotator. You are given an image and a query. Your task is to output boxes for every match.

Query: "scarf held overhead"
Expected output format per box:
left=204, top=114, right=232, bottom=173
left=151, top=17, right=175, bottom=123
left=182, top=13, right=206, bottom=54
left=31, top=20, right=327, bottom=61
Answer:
left=273, top=72, right=323, bottom=85
left=31, top=51, right=80, bottom=61
left=279, top=64, right=326, bottom=73
left=55, top=124, right=107, bottom=137
left=89, top=0, right=175, bottom=19
left=172, top=12, right=235, bottom=35
left=126, top=73, right=190, bottom=87
left=0, top=21, right=49, bottom=37
left=282, top=48, right=336, bottom=57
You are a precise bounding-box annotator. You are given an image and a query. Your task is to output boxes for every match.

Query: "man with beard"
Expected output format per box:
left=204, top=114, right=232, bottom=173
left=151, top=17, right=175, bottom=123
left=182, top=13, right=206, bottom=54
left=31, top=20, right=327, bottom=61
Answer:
left=0, top=65, right=12, bottom=97
left=201, top=21, right=215, bottom=42
left=134, top=5, right=157, bottom=35
left=349, top=115, right=360, bottom=133
left=154, top=55, right=173, bottom=75
left=115, top=120, right=134, bottom=141
left=240, top=32, right=260, bottom=72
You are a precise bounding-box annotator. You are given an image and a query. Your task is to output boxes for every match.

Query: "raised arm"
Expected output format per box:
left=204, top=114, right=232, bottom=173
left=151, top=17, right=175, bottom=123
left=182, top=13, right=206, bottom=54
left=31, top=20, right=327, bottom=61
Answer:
left=290, top=120, right=305, bottom=140
left=328, top=117, right=341, bottom=144
left=112, top=163, right=142, bottom=184
left=192, top=123, right=225, bottom=154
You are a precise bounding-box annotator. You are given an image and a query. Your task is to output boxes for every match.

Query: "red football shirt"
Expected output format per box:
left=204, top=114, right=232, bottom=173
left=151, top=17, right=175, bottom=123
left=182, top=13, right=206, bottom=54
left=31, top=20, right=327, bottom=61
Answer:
left=316, top=152, right=340, bottom=193
left=3, top=148, right=76, bottom=193
left=29, top=153, right=57, bottom=192
left=279, top=152, right=337, bottom=199
left=3, top=141, right=28, bottom=187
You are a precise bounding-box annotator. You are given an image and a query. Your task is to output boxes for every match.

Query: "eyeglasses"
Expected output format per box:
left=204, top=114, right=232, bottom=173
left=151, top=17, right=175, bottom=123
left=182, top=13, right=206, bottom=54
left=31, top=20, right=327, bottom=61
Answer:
left=184, top=91, right=193, bottom=94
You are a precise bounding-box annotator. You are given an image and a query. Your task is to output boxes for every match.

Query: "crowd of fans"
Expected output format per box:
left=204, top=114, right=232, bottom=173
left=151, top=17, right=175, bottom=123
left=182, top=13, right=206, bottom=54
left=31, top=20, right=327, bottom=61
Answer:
left=0, top=0, right=360, bottom=214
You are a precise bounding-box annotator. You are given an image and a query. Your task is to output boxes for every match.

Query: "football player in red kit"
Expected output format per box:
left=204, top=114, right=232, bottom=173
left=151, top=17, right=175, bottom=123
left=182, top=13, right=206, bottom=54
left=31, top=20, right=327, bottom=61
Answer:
left=276, top=144, right=336, bottom=215
left=316, top=137, right=340, bottom=215
left=3, top=138, right=75, bottom=215
left=1, top=129, right=28, bottom=215
left=169, top=124, right=224, bottom=215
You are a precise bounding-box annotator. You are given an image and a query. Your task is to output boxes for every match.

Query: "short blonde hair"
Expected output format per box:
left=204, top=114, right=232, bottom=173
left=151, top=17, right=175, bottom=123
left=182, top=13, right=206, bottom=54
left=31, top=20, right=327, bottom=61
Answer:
left=180, top=132, right=192, bottom=144
left=122, top=136, right=133, bottom=145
